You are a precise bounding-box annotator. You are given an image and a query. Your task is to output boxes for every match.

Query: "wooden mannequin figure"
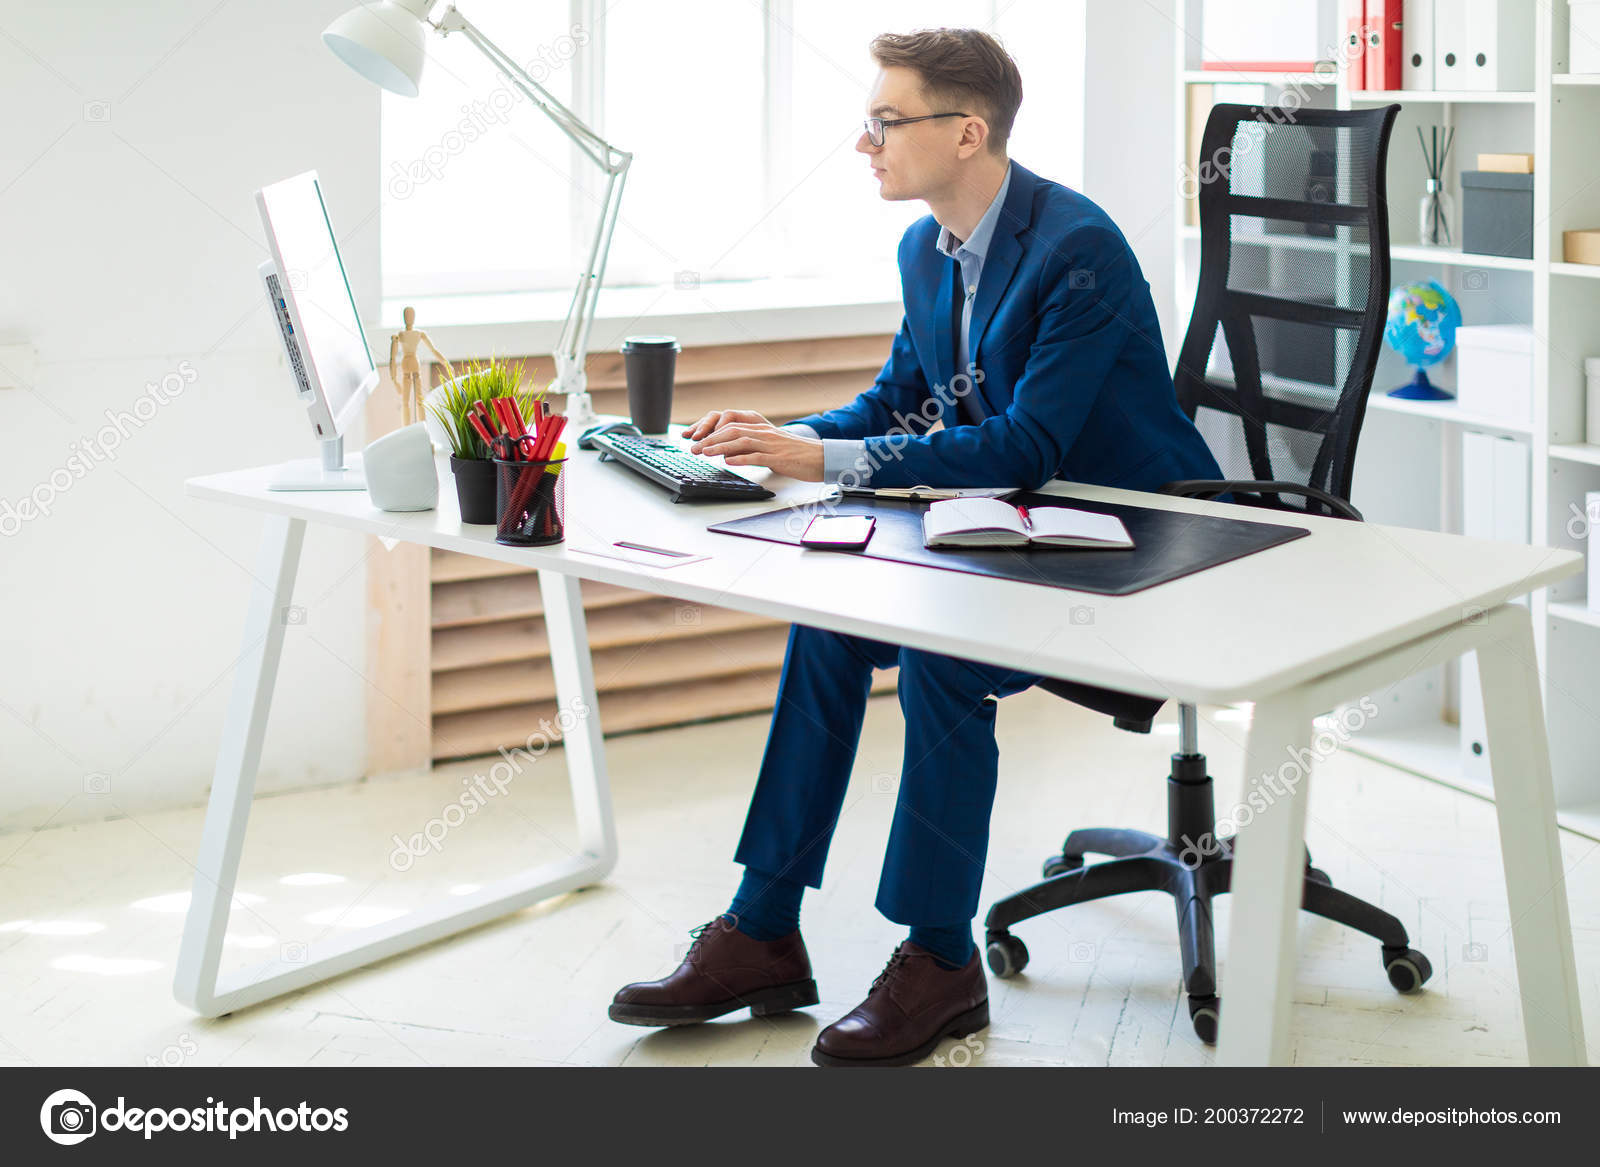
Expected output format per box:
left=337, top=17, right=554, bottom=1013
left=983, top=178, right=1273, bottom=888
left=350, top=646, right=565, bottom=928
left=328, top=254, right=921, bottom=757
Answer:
left=388, top=306, right=455, bottom=426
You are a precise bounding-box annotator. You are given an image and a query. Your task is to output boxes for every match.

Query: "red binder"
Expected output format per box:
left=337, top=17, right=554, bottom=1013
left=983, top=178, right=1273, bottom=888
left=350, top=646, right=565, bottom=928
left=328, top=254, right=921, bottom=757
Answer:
left=1346, top=1, right=1366, bottom=90
left=1364, top=0, right=1403, bottom=92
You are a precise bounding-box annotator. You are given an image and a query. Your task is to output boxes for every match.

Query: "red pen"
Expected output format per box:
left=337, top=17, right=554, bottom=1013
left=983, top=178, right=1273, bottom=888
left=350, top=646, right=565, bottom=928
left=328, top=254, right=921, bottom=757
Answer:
left=532, top=414, right=566, bottom=462
left=467, top=412, right=497, bottom=447
left=1017, top=504, right=1031, bottom=527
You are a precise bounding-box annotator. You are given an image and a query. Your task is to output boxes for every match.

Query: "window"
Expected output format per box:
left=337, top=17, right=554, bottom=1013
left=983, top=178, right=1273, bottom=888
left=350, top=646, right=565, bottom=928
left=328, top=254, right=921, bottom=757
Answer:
left=380, top=0, right=1085, bottom=307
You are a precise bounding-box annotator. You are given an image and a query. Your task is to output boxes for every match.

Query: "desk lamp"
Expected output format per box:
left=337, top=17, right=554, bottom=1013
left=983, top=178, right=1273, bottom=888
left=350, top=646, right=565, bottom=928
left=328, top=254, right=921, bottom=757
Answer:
left=322, top=0, right=632, bottom=427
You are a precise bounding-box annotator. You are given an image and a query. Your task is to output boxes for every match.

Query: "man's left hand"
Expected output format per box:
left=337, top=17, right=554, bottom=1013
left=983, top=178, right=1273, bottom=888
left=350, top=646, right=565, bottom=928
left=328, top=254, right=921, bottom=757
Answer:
left=688, top=420, right=825, bottom=482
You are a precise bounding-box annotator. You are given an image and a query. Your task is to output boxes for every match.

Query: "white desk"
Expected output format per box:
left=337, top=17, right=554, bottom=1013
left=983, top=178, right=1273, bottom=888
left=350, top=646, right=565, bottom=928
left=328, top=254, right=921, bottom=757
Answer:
left=179, top=444, right=1588, bottom=1066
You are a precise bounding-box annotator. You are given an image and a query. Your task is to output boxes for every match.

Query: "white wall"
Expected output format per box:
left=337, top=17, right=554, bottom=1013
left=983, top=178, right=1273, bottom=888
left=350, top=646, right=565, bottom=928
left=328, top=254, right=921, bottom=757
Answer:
left=1082, top=0, right=1180, bottom=357
left=0, top=1, right=380, bottom=830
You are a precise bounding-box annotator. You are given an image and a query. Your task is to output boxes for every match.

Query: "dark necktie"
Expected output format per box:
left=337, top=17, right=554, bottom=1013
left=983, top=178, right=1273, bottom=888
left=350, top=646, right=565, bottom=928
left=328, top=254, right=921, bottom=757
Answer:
left=951, top=258, right=986, bottom=426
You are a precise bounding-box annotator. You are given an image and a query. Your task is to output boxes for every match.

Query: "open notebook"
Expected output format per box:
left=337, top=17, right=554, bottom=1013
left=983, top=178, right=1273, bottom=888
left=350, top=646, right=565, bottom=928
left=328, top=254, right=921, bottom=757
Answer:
left=922, top=496, right=1135, bottom=549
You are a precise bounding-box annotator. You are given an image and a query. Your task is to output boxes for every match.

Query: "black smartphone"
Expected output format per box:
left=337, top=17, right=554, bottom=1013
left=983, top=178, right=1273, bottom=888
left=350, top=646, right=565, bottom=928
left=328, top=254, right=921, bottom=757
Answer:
left=801, top=514, right=876, bottom=550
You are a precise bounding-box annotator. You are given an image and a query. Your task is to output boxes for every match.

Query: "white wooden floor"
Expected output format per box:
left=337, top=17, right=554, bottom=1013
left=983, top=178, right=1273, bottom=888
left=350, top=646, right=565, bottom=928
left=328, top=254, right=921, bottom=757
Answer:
left=2, top=690, right=1597, bottom=1067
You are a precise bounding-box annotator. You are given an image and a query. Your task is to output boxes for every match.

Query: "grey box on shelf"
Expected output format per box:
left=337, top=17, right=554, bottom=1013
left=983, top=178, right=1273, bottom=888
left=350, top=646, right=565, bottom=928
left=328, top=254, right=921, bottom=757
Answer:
left=1460, top=170, right=1534, bottom=259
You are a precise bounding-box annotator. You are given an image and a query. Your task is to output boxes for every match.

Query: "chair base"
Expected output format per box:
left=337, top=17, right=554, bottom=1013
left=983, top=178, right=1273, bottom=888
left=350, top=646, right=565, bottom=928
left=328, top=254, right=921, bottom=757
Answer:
left=982, top=751, right=1433, bottom=1044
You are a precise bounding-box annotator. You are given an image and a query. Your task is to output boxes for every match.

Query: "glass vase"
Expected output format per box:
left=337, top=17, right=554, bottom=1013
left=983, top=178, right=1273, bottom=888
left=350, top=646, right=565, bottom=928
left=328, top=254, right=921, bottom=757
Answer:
left=1418, top=179, right=1456, bottom=248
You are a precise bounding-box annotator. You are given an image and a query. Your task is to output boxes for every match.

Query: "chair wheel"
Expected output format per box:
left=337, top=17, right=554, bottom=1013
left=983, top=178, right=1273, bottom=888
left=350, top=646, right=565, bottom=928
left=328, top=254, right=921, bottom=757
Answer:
left=1383, top=947, right=1433, bottom=993
left=1042, top=853, right=1081, bottom=879
left=1189, top=996, right=1219, bottom=1044
left=1306, top=867, right=1332, bottom=887
left=986, top=933, right=1029, bottom=978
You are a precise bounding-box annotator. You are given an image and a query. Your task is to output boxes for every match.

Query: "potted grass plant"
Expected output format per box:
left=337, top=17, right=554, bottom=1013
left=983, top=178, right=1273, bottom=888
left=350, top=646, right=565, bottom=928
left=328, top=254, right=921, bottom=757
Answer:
left=426, top=358, right=545, bottom=523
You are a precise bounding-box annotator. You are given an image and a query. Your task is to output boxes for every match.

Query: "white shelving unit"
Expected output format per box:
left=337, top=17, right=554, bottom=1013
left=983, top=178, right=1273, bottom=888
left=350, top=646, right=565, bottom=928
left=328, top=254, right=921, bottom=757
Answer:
left=1174, top=2, right=1600, bottom=841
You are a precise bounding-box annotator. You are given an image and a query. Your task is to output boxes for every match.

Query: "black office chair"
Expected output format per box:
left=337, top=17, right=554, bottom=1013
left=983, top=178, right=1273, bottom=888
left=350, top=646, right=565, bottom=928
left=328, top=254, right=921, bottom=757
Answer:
left=984, top=103, right=1424, bottom=1044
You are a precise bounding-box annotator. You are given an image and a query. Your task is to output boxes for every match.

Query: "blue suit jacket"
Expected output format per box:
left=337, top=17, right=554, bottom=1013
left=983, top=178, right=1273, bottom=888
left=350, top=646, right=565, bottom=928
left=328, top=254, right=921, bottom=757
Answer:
left=792, top=163, right=1225, bottom=492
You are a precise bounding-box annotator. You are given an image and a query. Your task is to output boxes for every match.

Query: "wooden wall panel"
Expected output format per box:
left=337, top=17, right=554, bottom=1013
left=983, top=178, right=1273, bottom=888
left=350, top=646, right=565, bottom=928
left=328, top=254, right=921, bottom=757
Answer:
left=365, top=369, right=433, bottom=776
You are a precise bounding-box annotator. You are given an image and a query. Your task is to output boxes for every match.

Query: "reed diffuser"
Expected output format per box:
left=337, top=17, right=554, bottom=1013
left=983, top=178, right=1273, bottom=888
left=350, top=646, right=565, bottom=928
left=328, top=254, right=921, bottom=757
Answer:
left=1417, top=125, right=1455, bottom=247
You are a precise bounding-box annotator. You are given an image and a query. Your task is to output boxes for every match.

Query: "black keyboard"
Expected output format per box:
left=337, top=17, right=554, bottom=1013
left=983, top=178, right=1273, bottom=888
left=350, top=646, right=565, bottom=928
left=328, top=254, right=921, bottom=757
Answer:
left=591, top=433, right=775, bottom=502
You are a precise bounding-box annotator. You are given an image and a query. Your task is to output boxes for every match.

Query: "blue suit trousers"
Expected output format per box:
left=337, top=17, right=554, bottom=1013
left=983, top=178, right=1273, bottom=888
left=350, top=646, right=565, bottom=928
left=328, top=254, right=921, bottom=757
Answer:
left=733, top=624, right=1043, bottom=926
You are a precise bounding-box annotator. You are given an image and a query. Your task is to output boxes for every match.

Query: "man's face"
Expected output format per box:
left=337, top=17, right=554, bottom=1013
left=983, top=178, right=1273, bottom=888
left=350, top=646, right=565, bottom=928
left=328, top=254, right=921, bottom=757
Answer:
left=856, top=66, right=968, bottom=202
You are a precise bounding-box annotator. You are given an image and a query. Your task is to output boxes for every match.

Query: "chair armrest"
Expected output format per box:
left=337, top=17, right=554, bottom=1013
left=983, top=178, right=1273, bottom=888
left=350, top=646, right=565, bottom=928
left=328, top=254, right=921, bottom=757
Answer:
left=1158, top=478, right=1364, bottom=522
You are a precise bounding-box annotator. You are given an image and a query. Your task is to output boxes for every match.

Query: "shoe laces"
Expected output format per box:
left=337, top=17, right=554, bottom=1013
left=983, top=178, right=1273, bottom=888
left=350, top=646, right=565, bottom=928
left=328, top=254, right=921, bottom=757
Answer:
left=685, top=914, right=734, bottom=963
left=869, top=941, right=930, bottom=994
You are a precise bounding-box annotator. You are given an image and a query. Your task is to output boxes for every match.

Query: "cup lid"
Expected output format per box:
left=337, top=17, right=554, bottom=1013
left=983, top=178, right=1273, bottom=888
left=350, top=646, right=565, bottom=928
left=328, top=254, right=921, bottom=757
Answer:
left=621, top=335, right=680, bottom=350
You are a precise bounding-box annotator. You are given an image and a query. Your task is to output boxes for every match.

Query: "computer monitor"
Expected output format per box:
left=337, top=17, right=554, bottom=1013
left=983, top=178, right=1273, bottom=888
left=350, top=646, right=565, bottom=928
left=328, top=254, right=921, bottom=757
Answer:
left=254, top=170, right=378, bottom=490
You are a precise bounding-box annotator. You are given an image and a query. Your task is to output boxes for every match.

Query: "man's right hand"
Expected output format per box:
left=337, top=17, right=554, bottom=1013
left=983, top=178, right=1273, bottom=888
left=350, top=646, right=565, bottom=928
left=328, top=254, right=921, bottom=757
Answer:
left=681, top=409, right=774, bottom=441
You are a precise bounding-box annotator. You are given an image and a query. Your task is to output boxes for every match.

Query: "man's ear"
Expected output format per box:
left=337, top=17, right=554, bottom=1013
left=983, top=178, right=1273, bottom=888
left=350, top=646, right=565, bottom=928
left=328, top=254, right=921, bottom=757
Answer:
left=956, top=116, right=990, bottom=160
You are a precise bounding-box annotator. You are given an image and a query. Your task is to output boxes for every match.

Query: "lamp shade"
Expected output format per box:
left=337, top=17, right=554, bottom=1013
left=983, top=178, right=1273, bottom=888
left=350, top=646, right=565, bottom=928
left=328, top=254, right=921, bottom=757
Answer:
left=322, top=2, right=432, bottom=97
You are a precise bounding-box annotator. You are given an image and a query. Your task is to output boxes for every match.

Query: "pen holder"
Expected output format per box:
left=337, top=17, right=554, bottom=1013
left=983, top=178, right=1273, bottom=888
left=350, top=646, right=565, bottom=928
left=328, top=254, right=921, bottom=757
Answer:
left=493, top=457, right=566, bottom=546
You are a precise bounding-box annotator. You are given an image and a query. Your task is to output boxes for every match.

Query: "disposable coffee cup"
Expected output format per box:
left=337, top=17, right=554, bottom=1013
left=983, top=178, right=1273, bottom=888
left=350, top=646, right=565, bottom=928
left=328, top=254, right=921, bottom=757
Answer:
left=621, top=335, right=680, bottom=434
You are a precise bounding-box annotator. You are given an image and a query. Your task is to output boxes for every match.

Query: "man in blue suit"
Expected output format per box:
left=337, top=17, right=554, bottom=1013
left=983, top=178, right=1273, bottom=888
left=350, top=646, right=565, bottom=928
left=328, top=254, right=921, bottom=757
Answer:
left=610, top=28, right=1225, bottom=1066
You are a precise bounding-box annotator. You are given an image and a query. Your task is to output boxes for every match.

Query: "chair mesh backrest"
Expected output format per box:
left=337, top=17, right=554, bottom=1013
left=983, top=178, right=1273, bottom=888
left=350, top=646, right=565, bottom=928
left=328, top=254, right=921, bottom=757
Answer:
left=1174, top=103, right=1398, bottom=517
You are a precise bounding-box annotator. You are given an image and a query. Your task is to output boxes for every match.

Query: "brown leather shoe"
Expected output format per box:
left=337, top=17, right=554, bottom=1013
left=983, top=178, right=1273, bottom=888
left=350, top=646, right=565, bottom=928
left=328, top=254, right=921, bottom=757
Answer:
left=609, top=914, right=819, bottom=1026
left=811, top=941, right=989, bottom=1067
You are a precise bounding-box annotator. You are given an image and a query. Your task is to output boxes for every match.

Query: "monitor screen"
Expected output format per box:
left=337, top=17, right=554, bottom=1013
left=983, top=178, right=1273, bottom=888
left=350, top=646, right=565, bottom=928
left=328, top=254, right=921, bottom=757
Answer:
left=256, top=172, right=374, bottom=435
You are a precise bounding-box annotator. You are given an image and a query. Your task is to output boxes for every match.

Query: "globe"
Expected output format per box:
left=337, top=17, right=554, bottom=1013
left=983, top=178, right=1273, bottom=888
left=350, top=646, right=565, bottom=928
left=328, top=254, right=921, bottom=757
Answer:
left=1383, top=279, right=1461, bottom=400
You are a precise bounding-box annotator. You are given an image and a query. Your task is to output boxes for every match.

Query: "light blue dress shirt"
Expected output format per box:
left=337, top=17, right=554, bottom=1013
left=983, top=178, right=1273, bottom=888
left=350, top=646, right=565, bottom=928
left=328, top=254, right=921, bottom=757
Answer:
left=786, top=163, right=1015, bottom=486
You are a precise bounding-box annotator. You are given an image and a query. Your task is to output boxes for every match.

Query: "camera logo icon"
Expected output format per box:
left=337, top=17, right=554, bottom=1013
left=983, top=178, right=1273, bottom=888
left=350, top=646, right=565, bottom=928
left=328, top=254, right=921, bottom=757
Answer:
left=40, top=1088, right=97, bottom=1145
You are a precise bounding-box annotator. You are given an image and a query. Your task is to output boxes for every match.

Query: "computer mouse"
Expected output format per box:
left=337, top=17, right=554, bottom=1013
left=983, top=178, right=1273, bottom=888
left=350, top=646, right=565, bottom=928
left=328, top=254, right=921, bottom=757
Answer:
left=577, top=421, right=643, bottom=451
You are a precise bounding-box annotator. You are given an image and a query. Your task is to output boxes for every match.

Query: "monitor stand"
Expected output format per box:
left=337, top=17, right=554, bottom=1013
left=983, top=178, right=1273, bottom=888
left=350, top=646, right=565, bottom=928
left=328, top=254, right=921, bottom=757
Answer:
left=268, top=436, right=366, bottom=491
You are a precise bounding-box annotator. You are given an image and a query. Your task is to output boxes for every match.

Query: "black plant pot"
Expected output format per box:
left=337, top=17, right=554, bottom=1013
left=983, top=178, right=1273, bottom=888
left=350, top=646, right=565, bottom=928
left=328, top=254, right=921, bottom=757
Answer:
left=450, top=455, right=498, bottom=524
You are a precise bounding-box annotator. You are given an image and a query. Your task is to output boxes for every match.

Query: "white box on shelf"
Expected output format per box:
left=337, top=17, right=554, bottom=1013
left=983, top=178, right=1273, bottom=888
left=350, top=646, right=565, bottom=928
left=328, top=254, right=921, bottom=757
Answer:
left=1458, top=430, right=1529, bottom=784
left=1589, top=491, right=1600, bottom=612
left=1587, top=356, right=1600, bottom=446
left=1492, top=434, right=1530, bottom=545
left=1405, top=0, right=1436, bottom=89
left=1436, top=0, right=1535, bottom=91
left=1572, top=1, right=1600, bottom=75
left=1455, top=323, right=1534, bottom=423
left=1201, top=0, right=1339, bottom=71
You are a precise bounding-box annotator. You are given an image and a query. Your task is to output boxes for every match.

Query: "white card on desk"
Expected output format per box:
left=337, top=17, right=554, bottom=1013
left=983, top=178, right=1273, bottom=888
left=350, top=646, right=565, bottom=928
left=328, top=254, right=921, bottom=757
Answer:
left=568, top=543, right=711, bottom=568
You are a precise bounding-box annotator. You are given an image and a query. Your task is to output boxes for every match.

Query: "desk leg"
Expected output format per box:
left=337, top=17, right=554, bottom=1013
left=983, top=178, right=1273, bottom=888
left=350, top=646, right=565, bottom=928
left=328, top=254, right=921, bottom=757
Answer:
left=1215, top=690, right=1313, bottom=1067
left=1478, top=606, right=1588, bottom=1065
left=174, top=519, right=620, bottom=1017
left=174, top=514, right=305, bottom=1013
left=538, top=569, right=617, bottom=871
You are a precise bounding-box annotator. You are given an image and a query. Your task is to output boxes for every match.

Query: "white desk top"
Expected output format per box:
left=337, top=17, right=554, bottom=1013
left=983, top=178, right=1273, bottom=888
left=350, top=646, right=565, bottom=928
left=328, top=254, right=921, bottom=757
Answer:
left=187, top=441, right=1580, bottom=707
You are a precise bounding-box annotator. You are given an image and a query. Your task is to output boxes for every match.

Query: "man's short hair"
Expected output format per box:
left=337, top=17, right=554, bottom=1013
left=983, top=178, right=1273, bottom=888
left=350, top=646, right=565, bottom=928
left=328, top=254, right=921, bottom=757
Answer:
left=869, top=28, right=1023, bottom=155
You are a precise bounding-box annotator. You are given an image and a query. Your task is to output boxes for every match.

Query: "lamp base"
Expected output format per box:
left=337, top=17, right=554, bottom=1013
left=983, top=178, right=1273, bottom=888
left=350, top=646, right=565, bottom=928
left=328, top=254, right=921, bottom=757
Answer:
left=1387, top=368, right=1453, bottom=401
left=565, top=390, right=599, bottom=429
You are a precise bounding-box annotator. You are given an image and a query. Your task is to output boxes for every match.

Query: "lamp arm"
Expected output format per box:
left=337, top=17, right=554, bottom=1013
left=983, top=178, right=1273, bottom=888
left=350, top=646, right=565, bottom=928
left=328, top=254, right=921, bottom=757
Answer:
left=437, top=5, right=633, bottom=425
left=441, top=9, right=624, bottom=174
left=557, top=165, right=628, bottom=409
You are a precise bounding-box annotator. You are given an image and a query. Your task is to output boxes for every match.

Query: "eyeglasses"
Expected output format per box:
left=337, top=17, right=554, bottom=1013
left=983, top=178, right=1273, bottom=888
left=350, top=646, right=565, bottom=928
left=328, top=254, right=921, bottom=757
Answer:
left=862, top=112, right=970, bottom=147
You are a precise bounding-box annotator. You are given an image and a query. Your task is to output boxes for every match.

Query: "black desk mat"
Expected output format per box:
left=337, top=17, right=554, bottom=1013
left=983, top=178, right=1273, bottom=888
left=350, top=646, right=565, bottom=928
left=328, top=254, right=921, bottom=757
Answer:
left=708, top=491, right=1310, bottom=596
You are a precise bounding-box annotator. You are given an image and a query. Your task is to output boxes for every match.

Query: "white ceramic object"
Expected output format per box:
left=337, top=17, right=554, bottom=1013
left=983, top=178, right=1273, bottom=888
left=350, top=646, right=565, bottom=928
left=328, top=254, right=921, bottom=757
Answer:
left=363, top=422, right=438, bottom=511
